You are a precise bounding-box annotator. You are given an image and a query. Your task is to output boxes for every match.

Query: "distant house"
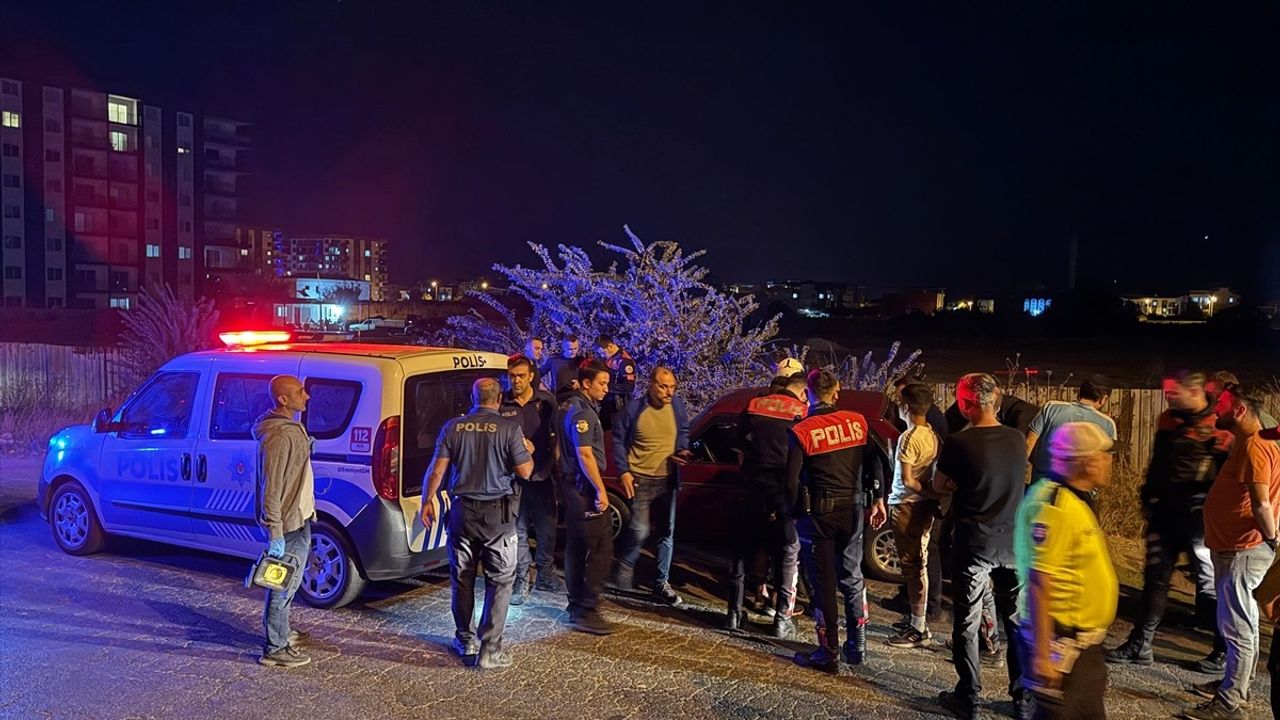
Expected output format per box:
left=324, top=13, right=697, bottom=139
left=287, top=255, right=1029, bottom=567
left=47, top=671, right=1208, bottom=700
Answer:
left=1122, top=294, right=1185, bottom=318
left=1186, top=287, right=1241, bottom=317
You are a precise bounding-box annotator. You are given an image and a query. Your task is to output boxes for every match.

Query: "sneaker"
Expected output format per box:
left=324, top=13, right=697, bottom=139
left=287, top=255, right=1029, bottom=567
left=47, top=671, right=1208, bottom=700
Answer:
left=1194, top=650, right=1226, bottom=674
left=1106, top=639, right=1154, bottom=666
left=1189, top=681, right=1250, bottom=708
left=886, top=625, right=932, bottom=648
left=451, top=637, right=480, bottom=657
left=980, top=646, right=1004, bottom=668
left=476, top=647, right=513, bottom=669
left=1181, top=698, right=1244, bottom=720
left=653, top=582, right=683, bottom=607
left=793, top=646, right=840, bottom=674
left=936, top=690, right=977, bottom=720
left=570, top=610, right=617, bottom=636
left=258, top=646, right=311, bottom=668
left=510, top=579, right=528, bottom=607
left=771, top=616, right=796, bottom=640
left=287, top=629, right=311, bottom=646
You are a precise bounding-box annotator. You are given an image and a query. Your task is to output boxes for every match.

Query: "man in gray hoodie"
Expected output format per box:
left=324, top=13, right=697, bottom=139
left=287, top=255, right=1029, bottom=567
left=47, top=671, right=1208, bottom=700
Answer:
left=253, top=375, right=316, bottom=668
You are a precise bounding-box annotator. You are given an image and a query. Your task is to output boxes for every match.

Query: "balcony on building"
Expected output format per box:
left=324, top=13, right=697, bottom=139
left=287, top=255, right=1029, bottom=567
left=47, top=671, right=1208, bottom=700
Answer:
left=203, top=116, right=251, bottom=148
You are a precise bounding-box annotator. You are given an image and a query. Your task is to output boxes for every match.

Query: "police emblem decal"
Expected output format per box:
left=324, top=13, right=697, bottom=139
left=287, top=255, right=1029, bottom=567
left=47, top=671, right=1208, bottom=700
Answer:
left=1032, top=522, right=1048, bottom=545
left=575, top=420, right=590, bottom=434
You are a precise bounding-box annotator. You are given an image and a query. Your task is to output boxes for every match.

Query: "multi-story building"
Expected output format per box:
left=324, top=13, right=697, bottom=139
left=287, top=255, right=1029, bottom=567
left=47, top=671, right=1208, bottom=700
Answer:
left=284, top=235, right=388, bottom=301
left=0, top=76, right=250, bottom=309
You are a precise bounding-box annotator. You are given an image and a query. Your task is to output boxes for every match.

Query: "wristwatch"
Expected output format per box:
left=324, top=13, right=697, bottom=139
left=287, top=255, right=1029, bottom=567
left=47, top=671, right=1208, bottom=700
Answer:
left=1266, top=537, right=1278, bottom=552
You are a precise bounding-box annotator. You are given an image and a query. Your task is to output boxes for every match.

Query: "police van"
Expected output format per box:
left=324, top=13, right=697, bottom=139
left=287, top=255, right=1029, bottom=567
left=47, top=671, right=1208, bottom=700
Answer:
left=38, top=330, right=507, bottom=608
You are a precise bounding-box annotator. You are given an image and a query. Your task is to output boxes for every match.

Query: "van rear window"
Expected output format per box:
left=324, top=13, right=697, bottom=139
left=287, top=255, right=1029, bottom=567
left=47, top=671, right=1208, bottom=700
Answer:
left=304, top=378, right=362, bottom=439
left=401, top=369, right=505, bottom=496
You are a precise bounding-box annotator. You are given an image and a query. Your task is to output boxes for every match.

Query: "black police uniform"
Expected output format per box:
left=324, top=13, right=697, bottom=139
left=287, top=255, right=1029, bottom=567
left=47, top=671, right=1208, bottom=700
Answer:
left=729, top=389, right=809, bottom=625
left=430, top=406, right=532, bottom=653
left=500, top=388, right=560, bottom=591
left=786, top=402, right=881, bottom=669
left=600, top=347, right=636, bottom=430
left=543, top=355, right=585, bottom=404
left=1111, top=402, right=1231, bottom=663
left=558, top=391, right=613, bottom=619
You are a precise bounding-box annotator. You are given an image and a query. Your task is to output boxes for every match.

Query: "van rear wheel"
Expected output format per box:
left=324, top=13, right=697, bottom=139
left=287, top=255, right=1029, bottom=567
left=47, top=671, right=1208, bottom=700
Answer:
left=300, top=519, right=366, bottom=609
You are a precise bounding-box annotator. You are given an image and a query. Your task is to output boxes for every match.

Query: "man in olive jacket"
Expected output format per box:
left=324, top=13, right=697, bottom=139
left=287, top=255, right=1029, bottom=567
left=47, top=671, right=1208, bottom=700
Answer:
left=253, top=375, right=316, bottom=668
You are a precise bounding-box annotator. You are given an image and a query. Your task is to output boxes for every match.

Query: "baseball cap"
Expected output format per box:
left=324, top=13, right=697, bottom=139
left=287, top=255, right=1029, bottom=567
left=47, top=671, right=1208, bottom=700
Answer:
left=775, top=358, right=805, bottom=379
left=1048, top=422, right=1114, bottom=460
left=1261, top=426, right=1280, bottom=441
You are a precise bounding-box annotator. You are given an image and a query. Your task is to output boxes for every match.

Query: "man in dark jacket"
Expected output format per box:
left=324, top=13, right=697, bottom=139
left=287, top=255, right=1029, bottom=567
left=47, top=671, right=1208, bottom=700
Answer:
left=253, top=375, right=316, bottom=668
left=1107, top=370, right=1232, bottom=672
left=542, top=337, right=585, bottom=403
left=594, top=334, right=637, bottom=431
left=611, top=366, right=692, bottom=605
left=727, top=366, right=810, bottom=637
left=788, top=370, right=887, bottom=672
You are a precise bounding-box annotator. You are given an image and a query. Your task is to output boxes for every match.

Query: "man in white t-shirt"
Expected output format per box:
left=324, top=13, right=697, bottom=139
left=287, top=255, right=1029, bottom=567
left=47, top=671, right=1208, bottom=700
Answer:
left=887, top=384, right=942, bottom=648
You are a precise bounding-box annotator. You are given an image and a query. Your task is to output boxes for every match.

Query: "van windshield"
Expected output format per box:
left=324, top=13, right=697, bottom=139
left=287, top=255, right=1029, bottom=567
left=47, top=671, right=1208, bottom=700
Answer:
left=401, top=369, right=506, bottom=496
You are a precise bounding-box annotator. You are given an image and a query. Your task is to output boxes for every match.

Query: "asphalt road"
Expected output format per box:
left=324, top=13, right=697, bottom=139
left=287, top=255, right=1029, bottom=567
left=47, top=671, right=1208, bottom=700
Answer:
left=0, top=453, right=1270, bottom=720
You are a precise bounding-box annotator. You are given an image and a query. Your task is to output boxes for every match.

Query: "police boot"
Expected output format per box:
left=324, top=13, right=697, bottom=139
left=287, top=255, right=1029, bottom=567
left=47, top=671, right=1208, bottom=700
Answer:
left=842, top=625, right=867, bottom=665
left=476, top=644, right=513, bottom=670
left=1106, top=633, right=1154, bottom=666
left=793, top=645, right=840, bottom=674
left=771, top=615, right=796, bottom=640
left=725, top=608, right=747, bottom=632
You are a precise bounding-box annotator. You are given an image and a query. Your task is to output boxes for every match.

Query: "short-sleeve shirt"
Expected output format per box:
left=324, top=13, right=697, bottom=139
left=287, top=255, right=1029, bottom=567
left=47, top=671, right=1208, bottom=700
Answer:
left=559, top=393, right=606, bottom=477
left=1015, top=479, right=1118, bottom=631
left=428, top=407, right=531, bottom=500
left=1028, top=401, right=1118, bottom=478
left=500, top=389, right=558, bottom=481
left=938, top=424, right=1028, bottom=552
left=889, top=423, right=939, bottom=505
left=1204, top=432, right=1280, bottom=551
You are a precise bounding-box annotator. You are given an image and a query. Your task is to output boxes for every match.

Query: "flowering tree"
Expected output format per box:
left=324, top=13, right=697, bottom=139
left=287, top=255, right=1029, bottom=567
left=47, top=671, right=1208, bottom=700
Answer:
left=434, top=226, right=780, bottom=413
left=119, top=284, right=220, bottom=388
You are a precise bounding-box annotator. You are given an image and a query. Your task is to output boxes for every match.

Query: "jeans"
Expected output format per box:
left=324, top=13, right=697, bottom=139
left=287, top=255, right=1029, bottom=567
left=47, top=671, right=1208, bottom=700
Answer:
left=1211, top=545, right=1274, bottom=710
left=952, top=546, right=1025, bottom=704
left=1126, top=509, right=1223, bottom=652
left=1031, top=643, right=1108, bottom=720
left=616, top=473, right=677, bottom=585
left=891, top=499, right=939, bottom=619
left=514, top=478, right=558, bottom=585
left=797, top=500, right=867, bottom=650
left=448, top=497, right=518, bottom=650
left=561, top=476, right=613, bottom=615
left=263, top=522, right=311, bottom=654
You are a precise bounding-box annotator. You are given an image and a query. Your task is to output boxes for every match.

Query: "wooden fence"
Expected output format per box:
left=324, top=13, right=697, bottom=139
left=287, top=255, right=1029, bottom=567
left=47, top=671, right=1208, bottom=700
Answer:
left=926, top=383, right=1280, bottom=471
left=0, top=343, right=131, bottom=410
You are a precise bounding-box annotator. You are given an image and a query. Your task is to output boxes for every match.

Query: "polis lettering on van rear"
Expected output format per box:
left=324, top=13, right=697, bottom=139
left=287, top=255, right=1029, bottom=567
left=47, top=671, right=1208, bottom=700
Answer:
left=452, top=355, right=488, bottom=369
left=118, top=454, right=183, bottom=482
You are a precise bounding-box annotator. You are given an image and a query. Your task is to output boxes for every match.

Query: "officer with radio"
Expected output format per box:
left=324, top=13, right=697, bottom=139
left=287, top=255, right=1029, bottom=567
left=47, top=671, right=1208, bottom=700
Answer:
left=594, top=334, right=636, bottom=430
left=787, top=369, right=887, bottom=672
left=421, top=378, right=534, bottom=670
left=558, top=359, right=620, bottom=635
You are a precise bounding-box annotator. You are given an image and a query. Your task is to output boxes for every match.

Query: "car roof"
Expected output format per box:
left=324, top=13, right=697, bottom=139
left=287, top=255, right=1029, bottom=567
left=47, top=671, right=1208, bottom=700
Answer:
left=184, top=343, right=479, bottom=361
left=700, top=387, right=890, bottom=421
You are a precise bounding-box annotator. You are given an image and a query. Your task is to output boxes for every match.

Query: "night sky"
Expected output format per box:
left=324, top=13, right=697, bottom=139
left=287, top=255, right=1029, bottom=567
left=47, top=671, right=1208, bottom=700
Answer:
left=3, top=2, right=1278, bottom=298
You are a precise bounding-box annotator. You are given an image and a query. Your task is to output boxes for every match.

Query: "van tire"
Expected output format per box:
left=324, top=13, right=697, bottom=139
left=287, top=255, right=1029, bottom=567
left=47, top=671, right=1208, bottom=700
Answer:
left=606, top=491, right=631, bottom=541
left=300, top=519, right=366, bottom=609
left=49, top=481, right=107, bottom=556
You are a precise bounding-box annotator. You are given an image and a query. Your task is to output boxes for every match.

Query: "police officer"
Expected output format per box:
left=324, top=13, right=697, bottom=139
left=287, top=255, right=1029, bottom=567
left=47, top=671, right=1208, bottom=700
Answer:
left=421, top=378, right=534, bottom=669
left=1016, top=423, right=1119, bottom=720
left=727, top=361, right=809, bottom=638
left=787, top=370, right=887, bottom=672
left=542, top=337, right=585, bottom=403
left=558, top=359, right=618, bottom=635
left=1107, top=370, right=1230, bottom=672
left=500, top=353, right=562, bottom=604
left=594, top=334, right=636, bottom=431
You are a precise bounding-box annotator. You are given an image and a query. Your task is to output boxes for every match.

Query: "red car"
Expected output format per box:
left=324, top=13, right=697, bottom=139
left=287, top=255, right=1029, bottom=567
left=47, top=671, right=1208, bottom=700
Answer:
left=599, top=387, right=904, bottom=581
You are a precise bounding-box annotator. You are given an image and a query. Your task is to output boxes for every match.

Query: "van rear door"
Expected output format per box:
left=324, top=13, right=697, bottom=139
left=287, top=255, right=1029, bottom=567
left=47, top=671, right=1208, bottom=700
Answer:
left=398, top=368, right=505, bottom=552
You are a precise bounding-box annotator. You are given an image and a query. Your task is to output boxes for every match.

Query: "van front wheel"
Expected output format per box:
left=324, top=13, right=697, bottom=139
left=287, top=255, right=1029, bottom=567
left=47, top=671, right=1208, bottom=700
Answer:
left=300, top=520, right=366, bottom=609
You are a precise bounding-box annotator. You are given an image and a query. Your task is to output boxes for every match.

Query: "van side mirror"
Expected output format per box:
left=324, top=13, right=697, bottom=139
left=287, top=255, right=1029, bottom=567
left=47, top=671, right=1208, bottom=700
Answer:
left=92, top=408, right=116, bottom=433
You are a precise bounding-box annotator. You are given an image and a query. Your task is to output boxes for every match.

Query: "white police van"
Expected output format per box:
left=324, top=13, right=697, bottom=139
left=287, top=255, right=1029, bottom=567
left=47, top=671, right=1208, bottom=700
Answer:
left=39, top=330, right=507, bottom=608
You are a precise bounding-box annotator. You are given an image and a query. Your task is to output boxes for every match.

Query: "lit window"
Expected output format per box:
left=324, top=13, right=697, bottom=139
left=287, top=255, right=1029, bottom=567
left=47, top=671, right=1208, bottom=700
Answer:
left=364, top=274, right=371, bottom=281
left=364, top=249, right=371, bottom=257
left=177, top=146, right=190, bottom=154
left=178, top=246, right=192, bottom=260
left=145, top=244, right=160, bottom=258
left=109, top=297, right=130, bottom=309
left=107, top=96, right=137, bottom=125
left=109, top=130, right=130, bottom=152
left=1, top=111, right=19, bottom=128
left=240, top=248, right=248, bottom=256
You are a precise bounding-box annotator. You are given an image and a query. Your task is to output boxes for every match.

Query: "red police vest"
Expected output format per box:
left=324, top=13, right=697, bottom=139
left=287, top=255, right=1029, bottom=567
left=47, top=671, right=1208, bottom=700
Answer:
left=746, top=394, right=809, bottom=422
left=791, top=410, right=869, bottom=455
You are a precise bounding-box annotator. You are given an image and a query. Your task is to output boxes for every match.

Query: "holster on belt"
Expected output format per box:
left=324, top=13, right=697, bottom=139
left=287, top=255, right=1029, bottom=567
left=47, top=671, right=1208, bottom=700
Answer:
left=1020, top=621, right=1107, bottom=696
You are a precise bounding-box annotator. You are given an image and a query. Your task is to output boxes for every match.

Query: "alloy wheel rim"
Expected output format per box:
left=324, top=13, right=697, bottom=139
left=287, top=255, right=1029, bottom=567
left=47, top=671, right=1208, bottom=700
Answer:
left=54, top=491, right=89, bottom=547
left=304, top=533, right=345, bottom=600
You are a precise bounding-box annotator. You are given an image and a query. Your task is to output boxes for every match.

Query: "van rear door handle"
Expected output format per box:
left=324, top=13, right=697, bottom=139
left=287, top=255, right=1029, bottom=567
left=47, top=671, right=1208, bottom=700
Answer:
left=196, top=454, right=208, bottom=483
left=181, top=452, right=192, bottom=481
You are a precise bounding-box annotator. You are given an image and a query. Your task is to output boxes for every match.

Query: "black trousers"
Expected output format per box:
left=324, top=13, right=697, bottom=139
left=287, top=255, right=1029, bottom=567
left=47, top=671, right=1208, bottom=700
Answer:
left=797, top=500, right=867, bottom=650
left=1268, top=625, right=1279, bottom=720
left=447, top=496, right=518, bottom=649
left=728, top=494, right=799, bottom=616
left=952, top=545, right=1025, bottom=703
left=1032, top=643, right=1108, bottom=720
left=561, top=476, right=612, bottom=615
left=1127, top=508, right=1224, bottom=652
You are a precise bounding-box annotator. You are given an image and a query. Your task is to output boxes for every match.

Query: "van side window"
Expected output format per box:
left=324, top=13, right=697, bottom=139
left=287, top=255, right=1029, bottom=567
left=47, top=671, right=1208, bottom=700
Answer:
left=118, top=372, right=201, bottom=439
left=303, top=378, right=361, bottom=439
left=210, top=374, right=274, bottom=440
left=401, top=370, right=504, bottom=496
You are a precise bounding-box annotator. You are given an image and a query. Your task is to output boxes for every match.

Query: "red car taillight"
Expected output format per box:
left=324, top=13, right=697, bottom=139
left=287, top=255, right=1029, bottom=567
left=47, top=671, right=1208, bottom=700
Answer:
left=372, top=415, right=401, bottom=501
